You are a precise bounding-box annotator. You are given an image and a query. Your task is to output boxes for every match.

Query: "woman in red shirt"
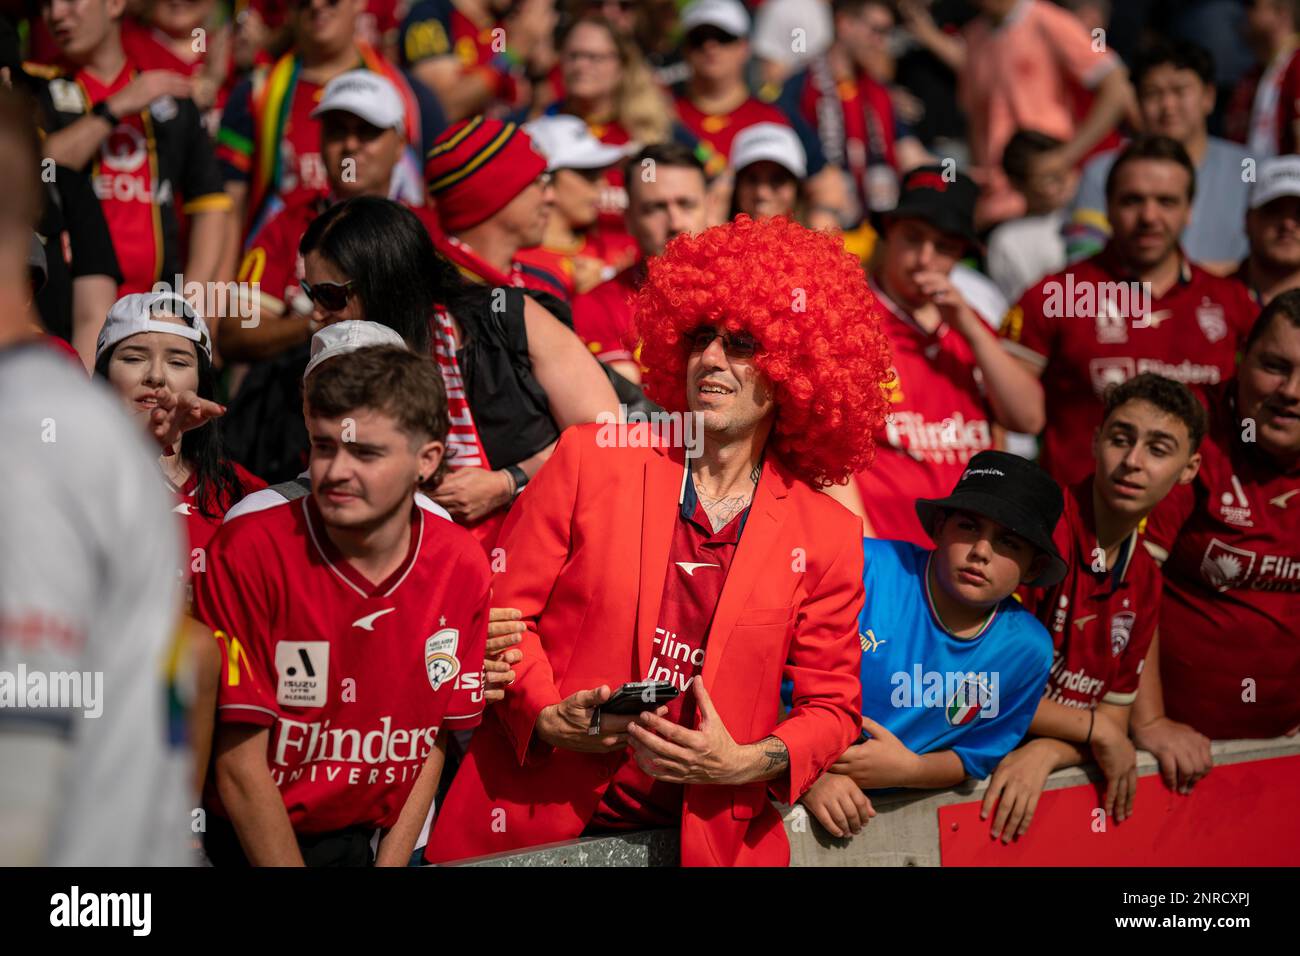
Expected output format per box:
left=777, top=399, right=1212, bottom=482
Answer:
left=94, top=292, right=264, bottom=559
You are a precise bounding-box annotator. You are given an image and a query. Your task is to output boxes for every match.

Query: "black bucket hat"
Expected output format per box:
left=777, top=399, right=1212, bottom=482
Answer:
left=915, top=450, right=1067, bottom=588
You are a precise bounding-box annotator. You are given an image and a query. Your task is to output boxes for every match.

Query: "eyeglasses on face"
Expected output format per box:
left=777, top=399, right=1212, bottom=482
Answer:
left=685, top=324, right=762, bottom=359
left=300, top=278, right=356, bottom=312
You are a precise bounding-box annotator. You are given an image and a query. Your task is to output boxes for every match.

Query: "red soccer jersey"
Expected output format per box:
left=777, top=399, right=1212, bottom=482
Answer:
left=175, top=462, right=268, bottom=557
left=674, top=95, right=794, bottom=176
left=591, top=466, right=749, bottom=830
left=1018, top=478, right=1159, bottom=710
left=573, top=264, right=642, bottom=365
left=77, top=66, right=161, bottom=295
left=1143, top=383, right=1300, bottom=739
left=194, top=495, right=489, bottom=833
left=1001, top=249, right=1258, bottom=486
left=855, top=279, right=994, bottom=547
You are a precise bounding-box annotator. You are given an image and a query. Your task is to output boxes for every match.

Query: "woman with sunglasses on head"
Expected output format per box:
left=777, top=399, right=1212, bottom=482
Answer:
left=300, top=196, right=619, bottom=551
left=94, top=292, right=266, bottom=557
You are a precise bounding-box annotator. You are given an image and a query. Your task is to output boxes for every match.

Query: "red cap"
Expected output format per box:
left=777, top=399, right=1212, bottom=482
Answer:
left=424, top=117, right=547, bottom=233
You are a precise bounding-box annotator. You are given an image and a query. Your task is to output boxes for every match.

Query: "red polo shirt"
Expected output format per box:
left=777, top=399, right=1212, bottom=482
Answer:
left=1018, top=478, right=1160, bottom=710
left=1001, top=248, right=1258, bottom=485
left=589, top=465, right=752, bottom=829
left=1144, top=383, right=1300, bottom=739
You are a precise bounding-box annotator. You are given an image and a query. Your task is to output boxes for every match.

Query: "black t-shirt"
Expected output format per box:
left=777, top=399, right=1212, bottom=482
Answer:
left=35, top=164, right=123, bottom=342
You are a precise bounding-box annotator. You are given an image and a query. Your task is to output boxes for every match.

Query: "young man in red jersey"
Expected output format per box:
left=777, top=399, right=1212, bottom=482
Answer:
left=194, top=346, right=489, bottom=866
left=1000, top=136, right=1260, bottom=486
left=1137, top=292, right=1300, bottom=764
left=981, top=374, right=1206, bottom=842
left=853, top=166, right=1045, bottom=544
left=36, top=0, right=231, bottom=297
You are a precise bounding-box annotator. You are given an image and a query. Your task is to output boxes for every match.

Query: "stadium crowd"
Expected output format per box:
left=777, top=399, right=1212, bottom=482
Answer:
left=0, top=0, right=1298, bottom=867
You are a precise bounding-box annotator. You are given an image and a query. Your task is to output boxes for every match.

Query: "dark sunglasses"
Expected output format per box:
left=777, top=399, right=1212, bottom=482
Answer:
left=587, top=0, right=636, bottom=10
left=300, top=278, right=356, bottom=312
left=685, top=26, right=741, bottom=49
left=686, top=325, right=761, bottom=359
left=290, top=0, right=342, bottom=10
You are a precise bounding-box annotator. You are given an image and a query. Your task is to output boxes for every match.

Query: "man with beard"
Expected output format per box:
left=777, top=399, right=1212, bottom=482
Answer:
left=1000, top=136, right=1260, bottom=486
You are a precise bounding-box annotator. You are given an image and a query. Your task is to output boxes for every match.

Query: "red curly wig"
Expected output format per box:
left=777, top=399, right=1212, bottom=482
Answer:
left=635, top=215, right=893, bottom=488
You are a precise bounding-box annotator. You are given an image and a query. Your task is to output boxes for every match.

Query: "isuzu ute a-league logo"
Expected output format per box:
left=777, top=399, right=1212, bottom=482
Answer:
left=425, top=625, right=460, bottom=692
left=275, top=642, right=329, bottom=707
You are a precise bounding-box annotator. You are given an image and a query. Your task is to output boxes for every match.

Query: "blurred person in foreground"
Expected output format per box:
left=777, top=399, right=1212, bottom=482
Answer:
left=0, top=88, right=195, bottom=865
left=426, top=215, right=893, bottom=867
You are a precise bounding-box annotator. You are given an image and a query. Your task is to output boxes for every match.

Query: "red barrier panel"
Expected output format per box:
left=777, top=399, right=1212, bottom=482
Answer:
left=938, top=755, right=1300, bottom=866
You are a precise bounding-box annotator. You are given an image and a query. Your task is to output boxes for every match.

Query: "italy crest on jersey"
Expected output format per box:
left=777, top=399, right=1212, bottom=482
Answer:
left=946, top=675, right=990, bottom=726
left=424, top=627, right=460, bottom=692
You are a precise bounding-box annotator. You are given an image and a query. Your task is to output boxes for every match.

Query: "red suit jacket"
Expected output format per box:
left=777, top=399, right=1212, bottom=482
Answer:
left=427, top=423, right=864, bottom=866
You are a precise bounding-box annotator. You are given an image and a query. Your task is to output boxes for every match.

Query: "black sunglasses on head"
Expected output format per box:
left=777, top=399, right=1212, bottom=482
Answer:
left=686, top=325, right=761, bottom=359
left=685, top=26, right=742, bottom=49
left=300, top=278, right=356, bottom=312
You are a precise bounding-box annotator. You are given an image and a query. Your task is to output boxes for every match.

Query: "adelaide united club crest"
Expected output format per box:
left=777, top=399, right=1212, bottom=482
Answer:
left=424, top=620, right=461, bottom=692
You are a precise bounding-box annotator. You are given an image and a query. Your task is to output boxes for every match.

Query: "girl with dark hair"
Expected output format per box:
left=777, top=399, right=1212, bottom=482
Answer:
left=94, top=292, right=265, bottom=556
left=299, top=196, right=618, bottom=550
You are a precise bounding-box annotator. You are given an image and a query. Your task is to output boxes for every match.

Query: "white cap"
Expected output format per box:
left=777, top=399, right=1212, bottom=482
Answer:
left=730, top=122, right=807, bottom=179
left=310, top=70, right=405, bottom=133
left=1249, top=155, right=1300, bottom=210
left=681, top=0, right=751, bottom=39
left=303, top=320, right=407, bottom=381
left=522, top=115, right=630, bottom=172
left=96, top=292, right=212, bottom=364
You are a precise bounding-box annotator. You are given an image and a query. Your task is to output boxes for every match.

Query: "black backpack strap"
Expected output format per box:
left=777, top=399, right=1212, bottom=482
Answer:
left=269, top=476, right=312, bottom=501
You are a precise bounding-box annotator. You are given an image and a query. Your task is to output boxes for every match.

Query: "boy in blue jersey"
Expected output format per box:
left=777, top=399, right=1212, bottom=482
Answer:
left=800, top=451, right=1066, bottom=838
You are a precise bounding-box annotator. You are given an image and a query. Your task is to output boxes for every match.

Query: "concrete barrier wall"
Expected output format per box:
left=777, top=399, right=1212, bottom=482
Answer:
left=449, top=736, right=1300, bottom=867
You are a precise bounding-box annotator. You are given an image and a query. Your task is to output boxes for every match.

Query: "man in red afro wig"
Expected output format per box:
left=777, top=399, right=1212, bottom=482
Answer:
left=637, top=214, right=892, bottom=487
left=427, top=214, right=892, bottom=868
